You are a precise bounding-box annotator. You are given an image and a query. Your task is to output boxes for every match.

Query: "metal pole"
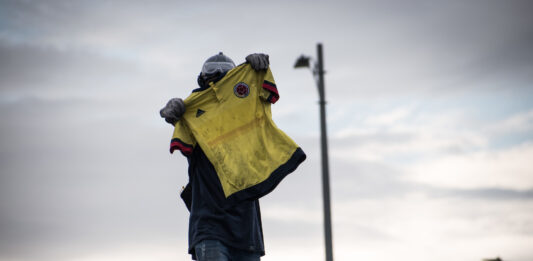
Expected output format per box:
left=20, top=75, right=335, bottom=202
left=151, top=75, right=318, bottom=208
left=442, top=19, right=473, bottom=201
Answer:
left=317, top=43, right=333, bottom=261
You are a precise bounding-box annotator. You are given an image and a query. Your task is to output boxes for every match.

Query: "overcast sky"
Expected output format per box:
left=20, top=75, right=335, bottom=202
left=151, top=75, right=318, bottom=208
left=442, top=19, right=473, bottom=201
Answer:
left=1, top=0, right=533, bottom=261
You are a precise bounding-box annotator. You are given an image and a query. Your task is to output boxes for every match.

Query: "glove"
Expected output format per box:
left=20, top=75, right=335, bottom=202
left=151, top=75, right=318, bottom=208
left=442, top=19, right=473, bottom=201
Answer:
left=245, top=53, right=269, bottom=71
left=160, top=98, right=185, bottom=125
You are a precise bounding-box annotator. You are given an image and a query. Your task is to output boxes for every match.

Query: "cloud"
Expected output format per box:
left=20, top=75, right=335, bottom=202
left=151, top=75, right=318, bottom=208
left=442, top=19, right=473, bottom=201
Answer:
left=324, top=0, right=533, bottom=100
left=261, top=190, right=533, bottom=261
left=407, top=142, right=533, bottom=190
left=330, top=193, right=533, bottom=261
left=0, top=40, right=144, bottom=99
left=488, top=109, right=533, bottom=135
left=329, top=102, right=533, bottom=191
left=0, top=96, right=191, bottom=260
left=438, top=187, right=533, bottom=200
left=331, top=104, right=489, bottom=162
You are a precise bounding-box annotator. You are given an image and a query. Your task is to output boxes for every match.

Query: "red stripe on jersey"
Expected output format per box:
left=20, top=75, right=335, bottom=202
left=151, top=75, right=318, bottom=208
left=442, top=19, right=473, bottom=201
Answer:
left=170, top=139, right=193, bottom=155
left=269, top=94, right=279, bottom=103
left=262, top=81, right=279, bottom=104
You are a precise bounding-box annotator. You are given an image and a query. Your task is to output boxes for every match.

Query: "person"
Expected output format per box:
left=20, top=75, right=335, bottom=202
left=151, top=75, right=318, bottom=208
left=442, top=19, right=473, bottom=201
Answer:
left=160, top=52, right=305, bottom=261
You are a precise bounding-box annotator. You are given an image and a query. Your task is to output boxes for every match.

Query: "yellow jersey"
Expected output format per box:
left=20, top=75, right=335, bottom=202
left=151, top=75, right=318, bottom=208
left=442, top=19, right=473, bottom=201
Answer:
left=170, top=64, right=306, bottom=202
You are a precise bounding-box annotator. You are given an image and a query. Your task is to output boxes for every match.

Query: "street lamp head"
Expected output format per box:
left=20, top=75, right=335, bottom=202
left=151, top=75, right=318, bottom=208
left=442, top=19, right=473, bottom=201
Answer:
left=294, top=55, right=311, bottom=68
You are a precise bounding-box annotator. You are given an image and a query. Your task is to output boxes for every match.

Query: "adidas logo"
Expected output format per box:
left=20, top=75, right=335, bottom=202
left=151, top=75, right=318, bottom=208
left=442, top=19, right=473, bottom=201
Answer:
left=196, top=109, right=205, bottom=117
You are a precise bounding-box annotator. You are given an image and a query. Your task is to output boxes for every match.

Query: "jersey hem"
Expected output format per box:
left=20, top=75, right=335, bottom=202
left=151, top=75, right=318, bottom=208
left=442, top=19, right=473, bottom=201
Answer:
left=170, top=138, right=194, bottom=156
left=227, top=147, right=306, bottom=203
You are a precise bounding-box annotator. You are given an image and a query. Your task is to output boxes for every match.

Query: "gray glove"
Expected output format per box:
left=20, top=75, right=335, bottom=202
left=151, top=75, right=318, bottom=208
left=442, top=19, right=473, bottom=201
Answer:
left=245, top=53, right=269, bottom=71
left=160, top=98, right=185, bottom=125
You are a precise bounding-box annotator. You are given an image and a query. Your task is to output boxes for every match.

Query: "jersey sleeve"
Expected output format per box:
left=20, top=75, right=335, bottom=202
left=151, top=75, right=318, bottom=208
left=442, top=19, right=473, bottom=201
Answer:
left=170, top=120, right=196, bottom=156
left=259, top=68, right=279, bottom=104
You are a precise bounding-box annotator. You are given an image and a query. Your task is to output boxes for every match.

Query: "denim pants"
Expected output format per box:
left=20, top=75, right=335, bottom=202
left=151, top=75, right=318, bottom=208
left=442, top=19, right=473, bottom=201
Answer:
left=194, top=240, right=261, bottom=261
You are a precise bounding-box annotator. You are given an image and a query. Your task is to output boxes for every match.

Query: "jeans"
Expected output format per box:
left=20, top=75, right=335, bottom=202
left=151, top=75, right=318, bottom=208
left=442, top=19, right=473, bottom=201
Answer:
left=194, top=240, right=261, bottom=261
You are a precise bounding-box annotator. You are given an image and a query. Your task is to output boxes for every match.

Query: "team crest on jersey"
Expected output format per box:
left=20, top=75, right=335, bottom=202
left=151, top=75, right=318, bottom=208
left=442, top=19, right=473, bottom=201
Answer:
left=233, top=82, right=250, bottom=98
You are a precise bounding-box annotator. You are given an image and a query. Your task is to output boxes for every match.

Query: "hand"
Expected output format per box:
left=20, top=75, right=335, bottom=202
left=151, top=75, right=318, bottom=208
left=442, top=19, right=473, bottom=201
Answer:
left=160, top=98, right=185, bottom=125
left=245, top=53, right=269, bottom=71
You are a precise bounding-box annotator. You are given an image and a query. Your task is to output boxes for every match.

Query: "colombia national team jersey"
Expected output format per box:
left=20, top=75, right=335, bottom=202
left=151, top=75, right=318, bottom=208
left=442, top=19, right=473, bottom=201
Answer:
left=170, top=64, right=306, bottom=202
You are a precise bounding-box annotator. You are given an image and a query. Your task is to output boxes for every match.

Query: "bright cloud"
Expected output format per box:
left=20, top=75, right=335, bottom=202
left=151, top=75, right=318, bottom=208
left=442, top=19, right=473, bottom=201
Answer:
left=407, top=142, right=533, bottom=190
left=331, top=193, right=533, bottom=261
left=488, top=109, right=533, bottom=134
left=332, top=103, right=533, bottom=191
left=260, top=193, right=533, bottom=261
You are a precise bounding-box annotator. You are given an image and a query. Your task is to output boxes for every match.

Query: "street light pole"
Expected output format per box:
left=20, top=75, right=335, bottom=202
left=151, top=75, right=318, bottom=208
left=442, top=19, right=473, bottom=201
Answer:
left=317, top=43, right=333, bottom=261
left=294, top=43, right=333, bottom=261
